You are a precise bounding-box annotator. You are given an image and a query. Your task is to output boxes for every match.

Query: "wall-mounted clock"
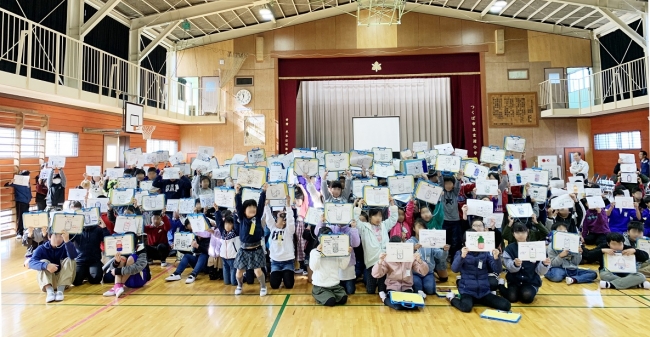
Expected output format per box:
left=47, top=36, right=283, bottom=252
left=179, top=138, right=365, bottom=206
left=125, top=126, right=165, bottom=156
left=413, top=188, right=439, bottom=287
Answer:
left=235, top=89, right=252, bottom=105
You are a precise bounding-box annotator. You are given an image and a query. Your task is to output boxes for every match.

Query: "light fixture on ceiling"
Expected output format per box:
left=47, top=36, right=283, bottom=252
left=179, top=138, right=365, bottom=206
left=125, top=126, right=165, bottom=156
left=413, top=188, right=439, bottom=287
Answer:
left=489, top=1, right=507, bottom=13
left=259, top=5, right=274, bottom=21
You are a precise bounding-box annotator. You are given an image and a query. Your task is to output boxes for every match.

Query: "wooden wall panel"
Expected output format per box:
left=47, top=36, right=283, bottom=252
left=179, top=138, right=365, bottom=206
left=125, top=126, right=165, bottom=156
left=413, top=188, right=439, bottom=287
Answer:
left=527, top=31, right=591, bottom=67
left=590, top=109, right=649, bottom=177
left=0, top=97, right=179, bottom=200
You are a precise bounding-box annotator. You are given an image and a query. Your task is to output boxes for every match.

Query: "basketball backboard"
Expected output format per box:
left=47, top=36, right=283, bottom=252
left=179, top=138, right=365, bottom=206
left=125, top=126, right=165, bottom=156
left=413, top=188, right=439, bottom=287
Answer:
left=123, top=102, right=143, bottom=134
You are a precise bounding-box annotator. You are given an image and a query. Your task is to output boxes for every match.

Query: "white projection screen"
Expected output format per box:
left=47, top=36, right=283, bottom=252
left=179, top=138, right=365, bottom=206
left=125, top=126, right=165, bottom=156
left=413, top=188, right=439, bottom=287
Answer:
left=352, top=116, right=400, bottom=151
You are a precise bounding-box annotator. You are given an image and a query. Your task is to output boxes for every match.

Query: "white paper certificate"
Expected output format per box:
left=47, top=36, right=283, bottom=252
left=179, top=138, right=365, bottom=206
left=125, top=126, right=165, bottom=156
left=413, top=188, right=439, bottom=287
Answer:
left=412, top=142, right=428, bottom=153
left=86, top=166, right=102, bottom=177
left=518, top=241, right=547, bottom=262
left=173, top=232, right=194, bottom=252
left=178, top=198, right=196, bottom=214
left=435, top=155, right=461, bottom=173
left=324, top=203, right=354, bottom=224
left=187, top=214, right=208, bottom=233
left=373, top=163, right=396, bottom=178
left=387, top=175, right=414, bottom=195
left=214, top=188, right=236, bottom=209
left=372, top=147, right=393, bottom=163
left=293, top=158, right=319, bottom=176
left=386, top=242, right=414, bottom=262
left=504, top=136, right=526, bottom=152
left=506, top=203, right=534, bottom=218
left=363, top=186, right=390, bottom=207
left=586, top=196, right=606, bottom=209
left=51, top=213, right=85, bottom=234
left=419, top=229, right=446, bottom=248
left=68, top=189, right=88, bottom=201
left=110, top=189, right=134, bottom=206
left=247, top=148, right=266, bottom=163
left=465, top=231, right=495, bottom=252
left=141, top=194, right=165, bottom=211
left=324, top=153, right=350, bottom=171
left=267, top=182, right=288, bottom=200
left=350, top=151, right=374, bottom=169
left=552, top=231, right=580, bottom=253
left=104, top=234, right=134, bottom=256
left=467, top=199, right=494, bottom=217
left=352, top=178, right=378, bottom=198
left=604, top=254, right=637, bottom=273
left=319, top=234, right=350, bottom=257
left=162, top=168, right=181, bottom=180
left=237, top=167, right=267, bottom=189
left=475, top=180, right=499, bottom=196
left=433, top=143, right=454, bottom=155
left=480, top=147, right=506, bottom=165
left=550, top=194, right=574, bottom=209
left=464, top=162, right=489, bottom=181
left=113, top=215, right=144, bottom=234
left=414, top=181, right=443, bottom=205
left=23, top=212, right=49, bottom=228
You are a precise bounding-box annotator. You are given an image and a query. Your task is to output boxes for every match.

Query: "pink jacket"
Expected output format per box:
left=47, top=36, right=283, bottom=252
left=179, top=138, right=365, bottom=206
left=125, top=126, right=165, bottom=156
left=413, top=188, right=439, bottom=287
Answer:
left=389, top=200, right=414, bottom=240
left=371, top=258, right=429, bottom=292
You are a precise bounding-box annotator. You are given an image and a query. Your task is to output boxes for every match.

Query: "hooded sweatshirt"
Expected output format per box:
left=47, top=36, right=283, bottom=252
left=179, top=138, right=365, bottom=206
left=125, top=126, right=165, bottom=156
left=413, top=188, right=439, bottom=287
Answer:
left=310, top=249, right=351, bottom=288
left=371, top=257, right=429, bottom=292
left=389, top=200, right=414, bottom=239
left=264, top=205, right=296, bottom=262
left=581, top=209, right=610, bottom=238
left=29, top=240, right=78, bottom=272
left=354, top=205, right=398, bottom=267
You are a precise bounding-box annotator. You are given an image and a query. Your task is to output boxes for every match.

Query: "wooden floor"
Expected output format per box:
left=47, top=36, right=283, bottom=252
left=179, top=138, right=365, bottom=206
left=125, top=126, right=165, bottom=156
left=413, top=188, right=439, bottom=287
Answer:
left=2, top=238, right=649, bottom=337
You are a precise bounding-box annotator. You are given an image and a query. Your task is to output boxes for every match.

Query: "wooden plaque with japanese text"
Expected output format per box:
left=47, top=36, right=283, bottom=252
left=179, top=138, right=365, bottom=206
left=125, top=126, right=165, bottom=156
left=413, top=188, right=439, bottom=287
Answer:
left=488, top=92, right=538, bottom=127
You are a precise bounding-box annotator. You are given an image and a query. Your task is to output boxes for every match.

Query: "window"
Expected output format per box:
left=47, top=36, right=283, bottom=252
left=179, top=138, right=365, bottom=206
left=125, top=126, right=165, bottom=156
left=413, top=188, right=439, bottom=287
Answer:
left=106, top=145, right=117, bottom=162
left=46, top=131, right=79, bottom=157
left=0, top=127, right=40, bottom=158
left=147, top=139, right=177, bottom=155
left=567, top=68, right=592, bottom=91
left=594, top=131, right=642, bottom=150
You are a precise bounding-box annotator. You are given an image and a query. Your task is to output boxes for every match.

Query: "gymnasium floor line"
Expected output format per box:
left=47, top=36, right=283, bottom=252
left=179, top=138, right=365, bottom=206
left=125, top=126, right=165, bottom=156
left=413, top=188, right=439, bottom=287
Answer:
left=268, top=295, right=290, bottom=337
left=4, top=303, right=649, bottom=309
left=623, top=291, right=650, bottom=307
left=53, top=265, right=174, bottom=337
left=1, top=291, right=639, bottom=297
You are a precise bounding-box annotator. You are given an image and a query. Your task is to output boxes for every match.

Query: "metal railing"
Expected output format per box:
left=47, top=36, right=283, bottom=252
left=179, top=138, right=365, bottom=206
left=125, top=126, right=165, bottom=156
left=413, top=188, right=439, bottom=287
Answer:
left=0, top=8, right=222, bottom=117
left=538, top=57, right=647, bottom=110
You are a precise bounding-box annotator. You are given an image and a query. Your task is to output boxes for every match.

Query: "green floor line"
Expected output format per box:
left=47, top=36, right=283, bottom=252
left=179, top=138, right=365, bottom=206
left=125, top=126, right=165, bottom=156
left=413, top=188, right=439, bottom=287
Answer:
left=268, top=295, right=290, bottom=337
left=1, top=292, right=637, bottom=297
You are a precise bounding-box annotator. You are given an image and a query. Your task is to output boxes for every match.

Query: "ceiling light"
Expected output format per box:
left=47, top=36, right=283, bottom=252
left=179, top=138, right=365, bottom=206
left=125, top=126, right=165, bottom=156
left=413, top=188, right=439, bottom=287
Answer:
left=259, top=7, right=274, bottom=21
left=489, top=5, right=503, bottom=13
left=494, top=0, right=507, bottom=7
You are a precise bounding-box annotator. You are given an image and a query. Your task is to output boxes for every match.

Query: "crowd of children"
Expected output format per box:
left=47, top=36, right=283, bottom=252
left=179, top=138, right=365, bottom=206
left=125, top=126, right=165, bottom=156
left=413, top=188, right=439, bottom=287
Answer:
left=4, top=147, right=650, bottom=312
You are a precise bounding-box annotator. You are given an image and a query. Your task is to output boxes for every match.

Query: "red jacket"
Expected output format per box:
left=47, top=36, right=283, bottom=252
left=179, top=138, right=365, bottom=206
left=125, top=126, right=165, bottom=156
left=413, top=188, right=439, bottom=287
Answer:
left=389, top=200, right=414, bottom=239
left=145, top=216, right=171, bottom=246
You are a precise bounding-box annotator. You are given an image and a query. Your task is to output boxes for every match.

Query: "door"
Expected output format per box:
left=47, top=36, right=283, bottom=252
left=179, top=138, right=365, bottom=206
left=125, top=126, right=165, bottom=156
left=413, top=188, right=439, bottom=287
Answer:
left=103, top=135, right=119, bottom=171
left=544, top=68, right=566, bottom=109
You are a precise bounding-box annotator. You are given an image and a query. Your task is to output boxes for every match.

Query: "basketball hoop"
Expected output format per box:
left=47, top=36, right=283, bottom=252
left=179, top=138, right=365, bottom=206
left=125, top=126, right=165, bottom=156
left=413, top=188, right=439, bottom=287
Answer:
left=136, top=125, right=156, bottom=140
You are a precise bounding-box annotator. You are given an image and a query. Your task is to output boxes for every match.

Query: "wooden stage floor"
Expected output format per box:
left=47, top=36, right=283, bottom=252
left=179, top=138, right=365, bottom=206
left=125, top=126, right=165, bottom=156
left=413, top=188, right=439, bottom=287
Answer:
left=2, top=238, right=648, bottom=337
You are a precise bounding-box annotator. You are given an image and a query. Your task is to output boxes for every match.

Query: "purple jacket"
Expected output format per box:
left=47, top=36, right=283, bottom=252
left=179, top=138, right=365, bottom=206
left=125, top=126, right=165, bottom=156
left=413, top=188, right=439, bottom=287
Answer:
left=316, top=221, right=360, bottom=267
left=582, top=209, right=610, bottom=238
left=297, top=176, right=321, bottom=207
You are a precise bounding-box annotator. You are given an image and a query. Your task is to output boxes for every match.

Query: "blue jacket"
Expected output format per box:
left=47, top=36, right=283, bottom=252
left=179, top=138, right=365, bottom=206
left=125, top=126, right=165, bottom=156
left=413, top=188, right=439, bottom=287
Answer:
left=641, top=158, right=650, bottom=177
left=407, top=236, right=448, bottom=273
left=235, top=191, right=266, bottom=246
left=451, top=250, right=502, bottom=299
left=29, top=241, right=78, bottom=272
left=72, top=226, right=111, bottom=264
left=5, top=182, right=32, bottom=204
left=152, top=175, right=191, bottom=200
left=167, top=218, right=186, bottom=245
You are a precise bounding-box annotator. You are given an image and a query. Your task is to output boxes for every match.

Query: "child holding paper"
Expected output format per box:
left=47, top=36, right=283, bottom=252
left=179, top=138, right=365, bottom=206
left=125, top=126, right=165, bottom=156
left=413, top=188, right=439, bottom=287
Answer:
left=293, top=186, right=309, bottom=276
left=316, top=216, right=361, bottom=295
left=441, top=172, right=464, bottom=260
left=71, top=202, right=112, bottom=286
left=545, top=223, right=597, bottom=285
left=407, top=219, right=449, bottom=297
left=389, top=200, right=415, bottom=240
left=596, top=232, right=650, bottom=289
left=581, top=198, right=610, bottom=246
left=546, top=193, right=581, bottom=234
left=102, top=234, right=151, bottom=298
left=355, top=197, right=398, bottom=300
left=165, top=221, right=212, bottom=284
left=456, top=217, right=502, bottom=292
left=502, top=213, right=549, bottom=244
left=321, top=170, right=352, bottom=203
left=233, top=183, right=268, bottom=296
left=29, top=229, right=77, bottom=303
left=372, top=236, right=429, bottom=310
left=607, top=188, right=641, bottom=233
left=447, top=231, right=511, bottom=313
left=214, top=208, right=240, bottom=286
left=47, top=168, right=66, bottom=210
left=192, top=171, right=213, bottom=199
left=310, top=227, right=352, bottom=306
left=264, top=197, right=296, bottom=289
left=418, top=202, right=444, bottom=230
left=144, top=211, right=171, bottom=267
left=500, top=224, right=551, bottom=304
left=4, top=170, right=31, bottom=238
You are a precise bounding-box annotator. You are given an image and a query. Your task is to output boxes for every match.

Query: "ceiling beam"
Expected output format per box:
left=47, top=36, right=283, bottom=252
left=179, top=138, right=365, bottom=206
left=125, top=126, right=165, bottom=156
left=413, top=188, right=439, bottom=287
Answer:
left=80, top=0, right=123, bottom=38
left=541, top=4, right=567, bottom=23
left=131, top=0, right=260, bottom=30
left=176, top=3, right=358, bottom=50
left=139, top=21, right=180, bottom=62
left=594, top=12, right=642, bottom=36
left=543, top=0, right=645, bottom=12
left=555, top=6, right=583, bottom=25
left=569, top=8, right=597, bottom=27
left=480, top=0, right=498, bottom=17
left=597, top=8, right=646, bottom=49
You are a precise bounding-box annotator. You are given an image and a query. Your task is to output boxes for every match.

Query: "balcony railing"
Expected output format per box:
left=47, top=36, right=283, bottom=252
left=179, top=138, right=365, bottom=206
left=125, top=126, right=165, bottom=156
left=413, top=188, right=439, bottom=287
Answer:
left=0, top=8, right=223, bottom=119
left=539, top=57, right=647, bottom=112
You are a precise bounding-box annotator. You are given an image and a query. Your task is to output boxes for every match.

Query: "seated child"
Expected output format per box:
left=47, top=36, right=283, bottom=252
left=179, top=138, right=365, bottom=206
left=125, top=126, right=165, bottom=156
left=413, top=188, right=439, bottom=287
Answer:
left=606, top=188, right=641, bottom=234
left=102, top=234, right=150, bottom=298
left=355, top=197, right=398, bottom=300
left=500, top=223, right=551, bottom=304
left=28, top=229, right=77, bottom=303
left=597, top=232, right=650, bottom=289
left=69, top=201, right=111, bottom=286
left=407, top=218, right=449, bottom=297
left=623, top=221, right=650, bottom=277
left=264, top=198, right=296, bottom=289
left=545, top=223, right=597, bottom=285
left=144, top=211, right=171, bottom=266
left=456, top=217, right=501, bottom=292
left=580, top=198, right=610, bottom=246
left=165, top=218, right=211, bottom=284
left=316, top=217, right=361, bottom=295
left=372, top=236, right=429, bottom=310
left=447, top=231, right=511, bottom=313
left=310, top=227, right=352, bottom=306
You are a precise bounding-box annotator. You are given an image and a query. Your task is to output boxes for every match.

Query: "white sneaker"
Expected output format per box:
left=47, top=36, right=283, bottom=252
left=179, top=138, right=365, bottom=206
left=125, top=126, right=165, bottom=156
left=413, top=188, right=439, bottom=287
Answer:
left=491, top=291, right=497, bottom=295
left=302, top=270, right=308, bottom=276
left=260, top=287, right=267, bottom=297
left=103, top=288, right=116, bottom=297
left=165, top=274, right=181, bottom=282
left=599, top=280, right=609, bottom=289
left=642, top=281, right=650, bottom=289
left=161, top=262, right=169, bottom=267
left=445, top=291, right=456, bottom=302
left=185, top=275, right=196, bottom=284
left=294, top=268, right=304, bottom=274
left=45, top=292, right=56, bottom=303
left=417, top=290, right=427, bottom=299
left=115, top=287, right=125, bottom=298
left=54, top=291, right=64, bottom=302
left=379, top=291, right=387, bottom=301
left=498, top=278, right=505, bottom=286
left=566, top=277, right=575, bottom=285
left=235, top=286, right=243, bottom=295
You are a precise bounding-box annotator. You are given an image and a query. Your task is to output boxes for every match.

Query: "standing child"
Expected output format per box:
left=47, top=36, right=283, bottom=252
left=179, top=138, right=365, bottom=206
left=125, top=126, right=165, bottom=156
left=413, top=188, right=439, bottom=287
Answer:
left=28, top=230, right=77, bottom=303
left=321, top=170, right=352, bottom=203
left=354, top=197, right=398, bottom=300
left=447, top=232, right=511, bottom=313
left=441, top=172, right=464, bottom=259
left=233, top=183, right=268, bottom=296
left=214, top=206, right=240, bottom=286
left=500, top=223, right=551, bottom=304
left=407, top=218, right=450, bottom=296
left=545, top=223, right=597, bottom=285
left=372, top=236, right=429, bottom=310
left=47, top=168, right=66, bottom=210
left=597, top=232, right=650, bottom=289
left=4, top=170, right=32, bottom=238
left=310, top=227, right=352, bottom=306
left=264, top=197, right=296, bottom=289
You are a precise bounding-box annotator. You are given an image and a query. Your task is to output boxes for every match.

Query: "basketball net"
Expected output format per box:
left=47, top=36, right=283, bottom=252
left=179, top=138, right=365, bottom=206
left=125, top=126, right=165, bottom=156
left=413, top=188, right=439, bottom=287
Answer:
left=136, top=125, right=156, bottom=140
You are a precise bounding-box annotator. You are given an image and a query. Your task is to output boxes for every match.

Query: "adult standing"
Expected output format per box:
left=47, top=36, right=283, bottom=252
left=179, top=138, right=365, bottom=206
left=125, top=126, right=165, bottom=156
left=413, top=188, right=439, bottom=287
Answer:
left=569, top=152, right=589, bottom=180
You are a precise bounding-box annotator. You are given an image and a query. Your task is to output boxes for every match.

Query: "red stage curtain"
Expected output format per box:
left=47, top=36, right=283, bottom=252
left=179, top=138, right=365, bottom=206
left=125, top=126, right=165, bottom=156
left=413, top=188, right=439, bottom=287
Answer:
left=278, top=53, right=482, bottom=154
